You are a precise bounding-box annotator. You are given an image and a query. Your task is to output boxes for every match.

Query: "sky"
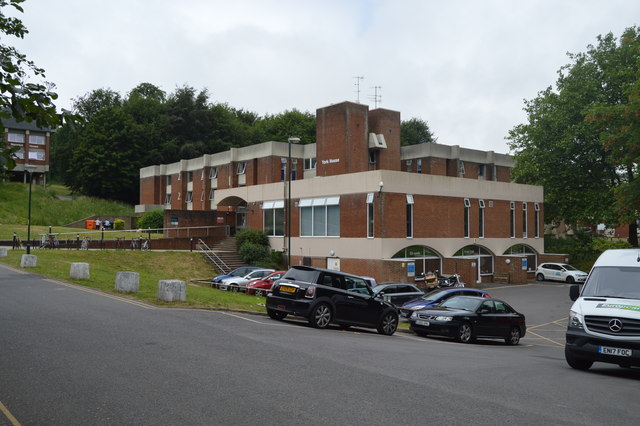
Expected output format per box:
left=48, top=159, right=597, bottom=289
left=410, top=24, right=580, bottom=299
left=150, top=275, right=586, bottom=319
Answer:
left=7, top=0, right=640, bottom=154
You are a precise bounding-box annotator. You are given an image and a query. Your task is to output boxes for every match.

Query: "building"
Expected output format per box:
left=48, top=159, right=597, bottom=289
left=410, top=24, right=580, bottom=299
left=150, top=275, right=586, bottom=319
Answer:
left=1, top=116, right=52, bottom=185
left=137, top=101, right=552, bottom=285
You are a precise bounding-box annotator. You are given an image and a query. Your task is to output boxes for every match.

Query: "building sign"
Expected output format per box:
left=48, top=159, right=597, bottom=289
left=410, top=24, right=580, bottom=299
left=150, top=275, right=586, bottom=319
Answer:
left=407, top=262, right=415, bottom=277
left=327, top=257, right=340, bottom=271
left=170, top=216, right=179, bottom=226
left=522, top=258, right=528, bottom=270
left=216, top=217, right=224, bottom=224
left=321, top=158, right=340, bottom=165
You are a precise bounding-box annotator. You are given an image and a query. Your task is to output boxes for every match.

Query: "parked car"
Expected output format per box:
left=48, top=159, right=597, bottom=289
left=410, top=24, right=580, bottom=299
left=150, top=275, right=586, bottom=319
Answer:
left=266, top=265, right=399, bottom=335
left=398, top=288, right=490, bottom=319
left=535, top=263, right=588, bottom=283
left=246, top=270, right=286, bottom=296
left=409, top=296, right=526, bottom=345
left=211, top=266, right=262, bottom=285
left=372, top=283, right=424, bottom=307
left=219, top=269, right=275, bottom=292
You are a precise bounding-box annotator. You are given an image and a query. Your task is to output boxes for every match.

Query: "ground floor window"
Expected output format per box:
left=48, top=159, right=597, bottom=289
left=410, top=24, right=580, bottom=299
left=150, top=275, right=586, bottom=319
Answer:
left=454, top=245, right=494, bottom=275
left=504, top=244, right=538, bottom=272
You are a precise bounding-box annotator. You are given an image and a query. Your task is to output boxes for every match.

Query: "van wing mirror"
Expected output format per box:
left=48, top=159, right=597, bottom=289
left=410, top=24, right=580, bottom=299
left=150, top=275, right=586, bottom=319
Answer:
left=569, top=284, right=580, bottom=301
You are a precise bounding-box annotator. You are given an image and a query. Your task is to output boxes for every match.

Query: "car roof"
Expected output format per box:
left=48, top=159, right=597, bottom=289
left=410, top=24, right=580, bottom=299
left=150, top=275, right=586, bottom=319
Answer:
left=593, top=249, right=640, bottom=268
left=376, top=282, right=418, bottom=287
left=289, top=265, right=363, bottom=278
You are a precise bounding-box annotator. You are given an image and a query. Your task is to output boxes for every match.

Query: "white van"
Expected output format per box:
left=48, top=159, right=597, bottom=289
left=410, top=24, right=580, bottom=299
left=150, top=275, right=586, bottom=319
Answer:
left=565, top=249, right=640, bottom=370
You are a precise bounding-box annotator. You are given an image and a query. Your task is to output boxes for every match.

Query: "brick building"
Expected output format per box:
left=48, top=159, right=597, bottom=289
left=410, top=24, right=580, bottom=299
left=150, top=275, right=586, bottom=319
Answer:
left=137, top=101, right=549, bottom=285
left=2, top=116, right=52, bottom=185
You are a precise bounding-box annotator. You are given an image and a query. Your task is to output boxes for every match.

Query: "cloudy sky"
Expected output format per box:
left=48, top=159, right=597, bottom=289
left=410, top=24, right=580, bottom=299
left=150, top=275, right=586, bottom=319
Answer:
left=7, top=0, right=640, bottom=153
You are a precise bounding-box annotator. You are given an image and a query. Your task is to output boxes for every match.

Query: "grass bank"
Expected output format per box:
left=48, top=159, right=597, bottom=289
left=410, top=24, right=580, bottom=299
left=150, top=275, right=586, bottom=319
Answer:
left=0, top=249, right=267, bottom=313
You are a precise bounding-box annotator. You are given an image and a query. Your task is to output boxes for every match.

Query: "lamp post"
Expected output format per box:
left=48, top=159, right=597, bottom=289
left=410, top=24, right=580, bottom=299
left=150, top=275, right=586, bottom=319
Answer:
left=24, top=164, right=37, bottom=254
left=286, top=137, right=300, bottom=269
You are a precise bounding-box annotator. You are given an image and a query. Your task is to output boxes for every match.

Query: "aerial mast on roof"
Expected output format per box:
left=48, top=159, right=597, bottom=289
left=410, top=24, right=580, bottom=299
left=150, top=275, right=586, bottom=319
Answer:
left=369, top=86, right=382, bottom=108
left=353, top=76, right=364, bottom=103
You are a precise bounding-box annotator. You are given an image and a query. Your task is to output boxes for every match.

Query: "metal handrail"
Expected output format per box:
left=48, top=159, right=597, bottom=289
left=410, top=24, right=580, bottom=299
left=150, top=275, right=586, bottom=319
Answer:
left=197, top=238, right=231, bottom=274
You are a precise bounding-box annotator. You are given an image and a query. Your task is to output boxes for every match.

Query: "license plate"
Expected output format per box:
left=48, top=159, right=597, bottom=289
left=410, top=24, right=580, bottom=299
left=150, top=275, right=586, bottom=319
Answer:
left=598, top=346, right=632, bottom=357
left=416, top=320, right=430, bottom=327
left=279, top=286, right=297, bottom=293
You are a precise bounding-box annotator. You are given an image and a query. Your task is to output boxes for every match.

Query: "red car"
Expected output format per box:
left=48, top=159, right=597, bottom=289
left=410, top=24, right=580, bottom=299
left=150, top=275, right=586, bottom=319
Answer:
left=246, top=271, right=286, bottom=296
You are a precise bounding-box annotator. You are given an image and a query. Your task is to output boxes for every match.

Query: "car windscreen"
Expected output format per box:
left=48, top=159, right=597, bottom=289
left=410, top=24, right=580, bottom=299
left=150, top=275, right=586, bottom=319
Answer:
left=282, top=268, right=318, bottom=284
left=581, top=267, right=640, bottom=298
left=440, top=297, right=483, bottom=311
left=421, top=289, right=447, bottom=301
left=562, top=264, right=579, bottom=271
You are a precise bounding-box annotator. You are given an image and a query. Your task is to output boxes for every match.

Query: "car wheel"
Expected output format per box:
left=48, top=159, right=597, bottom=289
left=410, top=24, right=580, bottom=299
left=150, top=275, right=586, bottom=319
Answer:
left=309, top=303, right=332, bottom=329
left=536, top=273, right=545, bottom=282
left=229, top=284, right=239, bottom=292
left=255, top=289, right=264, bottom=297
left=377, top=311, right=399, bottom=336
left=565, top=347, right=593, bottom=370
left=566, top=276, right=575, bottom=284
left=267, top=308, right=287, bottom=321
left=505, top=327, right=521, bottom=345
left=457, top=323, right=474, bottom=343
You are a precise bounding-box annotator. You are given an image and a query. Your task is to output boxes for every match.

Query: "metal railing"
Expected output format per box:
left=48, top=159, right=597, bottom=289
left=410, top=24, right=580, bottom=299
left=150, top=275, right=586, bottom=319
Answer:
left=197, top=238, right=231, bottom=275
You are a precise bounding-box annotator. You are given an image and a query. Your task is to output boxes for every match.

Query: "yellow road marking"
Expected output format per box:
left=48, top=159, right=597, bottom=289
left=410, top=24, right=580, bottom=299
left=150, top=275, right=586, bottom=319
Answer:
left=526, top=329, right=564, bottom=347
left=0, top=400, right=21, bottom=426
left=528, top=318, right=567, bottom=330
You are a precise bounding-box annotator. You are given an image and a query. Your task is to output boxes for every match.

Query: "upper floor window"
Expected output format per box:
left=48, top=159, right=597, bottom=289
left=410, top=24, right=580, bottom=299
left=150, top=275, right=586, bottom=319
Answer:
left=534, top=203, right=540, bottom=238
left=187, top=171, right=193, bottom=182
left=186, top=191, right=193, bottom=203
left=478, top=164, right=485, bottom=177
left=463, top=198, right=471, bottom=238
left=304, top=157, right=317, bottom=170
left=30, top=135, right=45, bottom=145
left=522, top=202, right=528, bottom=238
left=209, top=167, right=218, bottom=179
left=236, top=162, right=246, bottom=175
left=406, top=160, right=413, bottom=173
left=366, top=192, right=374, bottom=238
left=209, top=188, right=215, bottom=200
left=7, top=132, right=24, bottom=143
left=458, top=160, right=466, bottom=176
left=167, top=175, right=172, bottom=186
left=417, top=159, right=422, bottom=174
left=164, top=194, right=172, bottom=204
left=28, top=150, right=45, bottom=161
left=510, top=201, right=515, bottom=238
left=406, top=194, right=414, bottom=238
left=14, top=148, right=24, bottom=159
left=478, top=199, right=485, bottom=238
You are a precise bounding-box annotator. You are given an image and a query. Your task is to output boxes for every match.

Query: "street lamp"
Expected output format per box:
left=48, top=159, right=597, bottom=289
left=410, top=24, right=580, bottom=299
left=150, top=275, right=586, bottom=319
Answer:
left=24, top=164, right=37, bottom=254
left=286, top=137, right=300, bottom=269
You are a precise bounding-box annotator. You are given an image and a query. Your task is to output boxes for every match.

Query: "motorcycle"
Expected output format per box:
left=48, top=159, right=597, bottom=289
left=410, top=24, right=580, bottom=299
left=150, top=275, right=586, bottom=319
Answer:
left=437, top=273, right=465, bottom=288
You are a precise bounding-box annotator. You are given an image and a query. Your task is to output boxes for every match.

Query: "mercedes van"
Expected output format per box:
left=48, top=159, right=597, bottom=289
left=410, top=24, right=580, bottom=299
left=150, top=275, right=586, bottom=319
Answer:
left=565, top=249, right=640, bottom=370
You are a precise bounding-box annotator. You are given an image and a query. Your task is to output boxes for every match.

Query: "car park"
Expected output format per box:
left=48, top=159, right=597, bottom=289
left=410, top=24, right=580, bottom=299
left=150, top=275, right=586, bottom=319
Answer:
left=398, top=288, right=490, bottom=319
left=409, top=296, right=526, bottom=345
left=536, top=262, right=588, bottom=283
left=211, top=266, right=262, bottom=285
left=266, top=265, right=399, bottom=335
left=219, top=268, right=275, bottom=292
left=372, top=283, right=424, bottom=306
left=565, top=249, right=640, bottom=370
left=246, top=270, right=286, bottom=296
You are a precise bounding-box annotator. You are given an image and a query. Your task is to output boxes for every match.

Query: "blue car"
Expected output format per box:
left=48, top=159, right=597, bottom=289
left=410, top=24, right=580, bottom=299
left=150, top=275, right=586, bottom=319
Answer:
left=211, top=266, right=262, bottom=285
left=398, top=287, right=490, bottom=319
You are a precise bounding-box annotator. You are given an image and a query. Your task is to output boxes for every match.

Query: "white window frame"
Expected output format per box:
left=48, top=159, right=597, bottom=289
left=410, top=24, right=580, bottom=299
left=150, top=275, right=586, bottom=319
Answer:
left=463, top=198, right=470, bottom=238
left=210, top=167, right=218, bottom=179
left=29, top=134, right=45, bottom=145
left=406, top=194, right=414, bottom=238
left=300, top=196, right=340, bottom=237
left=209, top=188, right=215, bottom=200
left=28, top=150, right=45, bottom=160
left=186, top=191, right=193, bottom=203
left=366, top=193, right=374, bottom=238
left=262, top=200, right=285, bottom=237
left=8, top=132, right=24, bottom=143
left=236, top=162, right=246, bottom=175
left=164, top=194, right=172, bottom=204
left=478, top=199, right=485, bottom=238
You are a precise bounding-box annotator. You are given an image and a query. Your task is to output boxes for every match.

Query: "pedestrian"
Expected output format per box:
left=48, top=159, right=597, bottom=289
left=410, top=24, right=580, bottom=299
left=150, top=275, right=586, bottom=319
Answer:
left=104, top=219, right=111, bottom=229
left=95, top=218, right=102, bottom=230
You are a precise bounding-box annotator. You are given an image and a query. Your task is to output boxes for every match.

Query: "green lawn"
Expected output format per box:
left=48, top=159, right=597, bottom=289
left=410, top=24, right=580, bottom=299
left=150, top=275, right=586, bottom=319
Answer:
left=0, top=249, right=268, bottom=313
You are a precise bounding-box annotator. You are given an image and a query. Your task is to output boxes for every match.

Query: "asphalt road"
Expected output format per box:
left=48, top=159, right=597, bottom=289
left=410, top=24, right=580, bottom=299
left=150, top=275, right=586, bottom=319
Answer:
left=1, top=265, right=639, bottom=425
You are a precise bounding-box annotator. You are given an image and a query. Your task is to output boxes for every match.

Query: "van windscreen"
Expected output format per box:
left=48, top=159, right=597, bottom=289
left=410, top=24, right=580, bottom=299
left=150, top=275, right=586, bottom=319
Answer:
left=581, top=267, right=640, bottom=299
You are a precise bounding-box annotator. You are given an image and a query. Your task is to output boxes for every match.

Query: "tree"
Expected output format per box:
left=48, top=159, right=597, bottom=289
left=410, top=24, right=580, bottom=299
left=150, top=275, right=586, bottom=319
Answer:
left=400, top=118, right=436, bottom=145
left=0, top=0, right=70, bottom=176
left=508, top=27, right=640, bottom=246
left=254, top=109, right=316, bottom=145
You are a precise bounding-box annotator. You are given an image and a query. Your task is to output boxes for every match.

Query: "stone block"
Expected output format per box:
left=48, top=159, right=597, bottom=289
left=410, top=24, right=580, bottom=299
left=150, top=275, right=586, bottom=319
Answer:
left=0, top=247, right=7, bottom=257
left=20, top=254, right=37, bottom=268
left=157, top=279, right=186, bottom=302
left=115, top=271, right=140, bottom=293
left=70, top=262, right=90, bottom=280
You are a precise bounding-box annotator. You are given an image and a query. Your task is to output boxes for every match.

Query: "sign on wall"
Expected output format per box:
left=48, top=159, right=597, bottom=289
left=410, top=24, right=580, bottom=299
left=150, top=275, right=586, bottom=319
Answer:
left=327, top=257, right=340, bottom=271
left=170, top=216, right=179, bottom=226
left=407, top=262, right=415, bottom=277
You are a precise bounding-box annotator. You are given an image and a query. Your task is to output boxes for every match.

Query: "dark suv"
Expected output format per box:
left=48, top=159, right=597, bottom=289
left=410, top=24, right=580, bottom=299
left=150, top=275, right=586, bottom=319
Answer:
left=265, top=266, right=399, bottom=335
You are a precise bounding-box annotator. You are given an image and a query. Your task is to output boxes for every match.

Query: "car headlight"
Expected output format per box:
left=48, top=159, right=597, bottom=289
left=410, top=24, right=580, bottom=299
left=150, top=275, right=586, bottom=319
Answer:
left=568, top=310, right=584, bottom=329
left=410, top=312, right=418, bottom=319
left=435, top=316, right=453, bottom=322
left=410, top=305, right=426, bottom=311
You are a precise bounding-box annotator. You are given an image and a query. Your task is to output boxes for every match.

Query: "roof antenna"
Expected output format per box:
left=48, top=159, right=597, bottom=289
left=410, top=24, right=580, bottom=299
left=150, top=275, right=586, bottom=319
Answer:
left=353, top=76, right=364, bottom=103
left=368, top=85, right=382, bottom=108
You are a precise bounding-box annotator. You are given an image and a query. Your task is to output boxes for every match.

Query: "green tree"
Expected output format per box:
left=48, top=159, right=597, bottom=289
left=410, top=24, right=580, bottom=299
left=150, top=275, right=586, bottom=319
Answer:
left=0, top=0, right=70, bottom=176
left=254, top=109, right=316, bottom=145
left=400, top=118, right=436, bottom=145
left=508, top=27, right=640, bottom=246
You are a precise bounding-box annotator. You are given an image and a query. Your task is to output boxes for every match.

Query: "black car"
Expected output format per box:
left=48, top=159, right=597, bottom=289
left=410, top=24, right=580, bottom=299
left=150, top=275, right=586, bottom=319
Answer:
left=372, top=282, right=424, bottom=307
left=409, top=296, right=526, bottom=345
left=266, top=266, right=399, bottom=335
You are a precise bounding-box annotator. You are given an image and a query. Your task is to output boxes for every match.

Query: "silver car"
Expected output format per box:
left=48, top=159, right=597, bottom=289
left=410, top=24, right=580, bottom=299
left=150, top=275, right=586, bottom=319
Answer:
left=219, top=268, right=275, bottom=292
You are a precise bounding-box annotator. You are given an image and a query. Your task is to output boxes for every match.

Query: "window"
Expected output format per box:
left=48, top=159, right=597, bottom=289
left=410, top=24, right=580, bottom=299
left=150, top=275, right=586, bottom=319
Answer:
left=30, top=135, right=45, bottom=145
left=534, top=203, right=540, bottom=238
left=167, top=176, right=172, bottom=186
left=406, top=160, right=412, bottom=172
left=164, top=194, right=172, bottom=204
left=186, top=191, right=193, bottom=203
left=201, top=170, right=204, bottom=180
left=406, top=194, right=414, bottom=238
left=281, top=158, right=287, bottom=181
left=14, top=148, right=24, bottom=159
left=304, top=157, right=317, bottom=170
left=464, top=198, right=470, bottom=238
left=263, top=200, right=284, bottom=236
left=458, top=160, right=465, bottom=176
left=209, top=167, right=218, bottom=179
left=522, top=202, right=528, bottom=238
left=7, top=132, right=24, bottom=143
left=478, top=164, right=485, bottom=177
left=300, top=197, right=340, bottom=237
left=28, top=150, right=45, bottom=160
left=493, top=165, right=498, bottom=181
left=236, top=162, right=246, bottom=175
left=368, top=149, right=377, bottom=164
left=187, top=171, right=193, bottom=182
left=478, top=199, right=485, bottom=238
left=417, top=159, right=422, bottom=174
left=366, top=192, right=374, bottom=238
left=209, top=188, right=215, bottom=200
left=510, top=201, right=515, bottom=238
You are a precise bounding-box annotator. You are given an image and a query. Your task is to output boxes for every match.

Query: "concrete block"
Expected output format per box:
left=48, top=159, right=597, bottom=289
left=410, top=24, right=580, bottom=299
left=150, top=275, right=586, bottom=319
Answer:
left=0, top=247, right=7, bottom=257
left=157, top=280, right=186, bottom=302
left=115, top=271, right=140, bottom=293
left=20, top=254, right=37, bottom=268
left=70, top=262, right=90, bottom=280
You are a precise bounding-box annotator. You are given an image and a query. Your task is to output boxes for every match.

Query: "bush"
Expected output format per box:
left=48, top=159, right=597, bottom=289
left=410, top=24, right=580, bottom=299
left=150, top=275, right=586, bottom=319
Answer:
left=136, top=210, right=164, bottom=231
left=114, top=218, right=125, bottom=230
left=239, top=243, right=271, bottom=264
left=235, top=229, right=269, bottom=250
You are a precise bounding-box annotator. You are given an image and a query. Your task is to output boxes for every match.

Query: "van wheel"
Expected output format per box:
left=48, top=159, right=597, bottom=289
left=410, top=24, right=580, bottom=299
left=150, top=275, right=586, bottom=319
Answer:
left=309, top=303, right=332, bottom=328
left=536, top=273, right=545, bottom=282
left=565, top=347, right=593, bottom=370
